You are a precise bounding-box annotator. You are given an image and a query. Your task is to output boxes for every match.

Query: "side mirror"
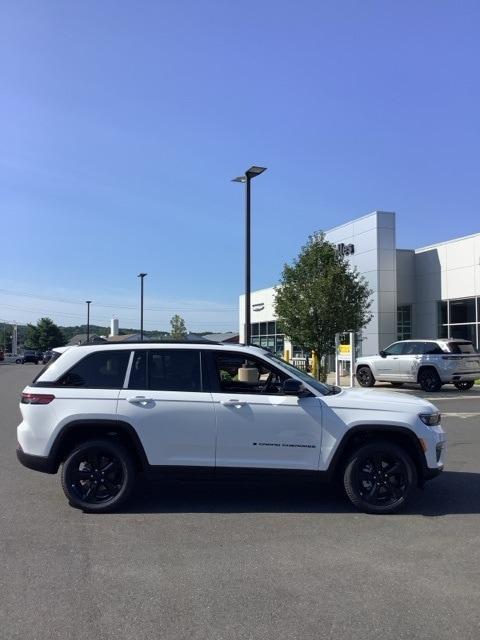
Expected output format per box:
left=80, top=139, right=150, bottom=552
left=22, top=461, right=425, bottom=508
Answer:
left=283, top=378, right=306, bottom=395
left=379, top=350, right=387, bottom=358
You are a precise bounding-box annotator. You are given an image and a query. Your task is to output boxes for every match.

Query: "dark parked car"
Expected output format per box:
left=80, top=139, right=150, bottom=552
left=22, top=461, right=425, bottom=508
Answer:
left=20, top=350, right=39, bottom=365
left=42, top=351, right=54, bottom=365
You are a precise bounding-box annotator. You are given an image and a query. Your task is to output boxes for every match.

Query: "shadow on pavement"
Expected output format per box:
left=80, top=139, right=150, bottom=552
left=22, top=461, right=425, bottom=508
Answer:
left=117, top=470, right=480, bottom=517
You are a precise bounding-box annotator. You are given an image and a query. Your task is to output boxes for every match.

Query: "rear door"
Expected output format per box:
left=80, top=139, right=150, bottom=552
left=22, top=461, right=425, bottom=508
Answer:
left=117, top=349, right=216, bottom=467
left=397, top=341, right=427, bottom=381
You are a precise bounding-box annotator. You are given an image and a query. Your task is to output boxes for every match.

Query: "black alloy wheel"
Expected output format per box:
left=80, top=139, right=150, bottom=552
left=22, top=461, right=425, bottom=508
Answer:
left=454, top=381, right=475, bottom=391
left=356, top=366, right=375, bottom=387
left=418, top=368, right=442, bottom=392
left=61, top=439, right=135, bottom=512
left=343, top=442, right=417, bottom=514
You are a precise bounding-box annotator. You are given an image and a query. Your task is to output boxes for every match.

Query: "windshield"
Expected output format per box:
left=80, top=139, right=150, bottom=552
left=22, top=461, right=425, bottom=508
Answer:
left=263, top=352, right=336, bottom=395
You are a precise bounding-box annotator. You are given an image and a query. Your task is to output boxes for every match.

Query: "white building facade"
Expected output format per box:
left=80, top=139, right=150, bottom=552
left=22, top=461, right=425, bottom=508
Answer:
left=239, top=211, right=480, bottom=357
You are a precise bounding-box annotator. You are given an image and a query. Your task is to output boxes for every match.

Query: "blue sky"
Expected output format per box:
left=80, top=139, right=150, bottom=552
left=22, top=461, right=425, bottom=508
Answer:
left=1, top=0, right=479, bottom=331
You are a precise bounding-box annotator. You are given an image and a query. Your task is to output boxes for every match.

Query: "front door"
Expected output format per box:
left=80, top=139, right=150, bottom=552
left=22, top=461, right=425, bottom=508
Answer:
left=376, top=342, right=404, bottom=380
left=208, top=351, right=322, bottom=470
left=117, top=349, right=216, bottom=466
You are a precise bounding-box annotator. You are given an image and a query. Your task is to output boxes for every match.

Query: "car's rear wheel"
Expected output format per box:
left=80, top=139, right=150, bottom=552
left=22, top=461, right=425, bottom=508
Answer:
left=454, top=381, right=475, bottom=391
left=418, top=367, right=442, bottom=392
left=356, top=366, right=375, bottom=387
left=61, top=439, right=135, bottom=512
left=343, top=441, right=417, bottom=514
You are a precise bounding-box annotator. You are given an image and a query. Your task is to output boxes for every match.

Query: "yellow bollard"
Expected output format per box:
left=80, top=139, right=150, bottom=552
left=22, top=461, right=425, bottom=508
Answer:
left=284, top=349, right=290, bottom=362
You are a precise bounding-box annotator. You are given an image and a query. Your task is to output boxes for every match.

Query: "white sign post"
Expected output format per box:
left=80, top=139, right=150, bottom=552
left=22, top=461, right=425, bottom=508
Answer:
left=335, top=331, right=355, bottom=387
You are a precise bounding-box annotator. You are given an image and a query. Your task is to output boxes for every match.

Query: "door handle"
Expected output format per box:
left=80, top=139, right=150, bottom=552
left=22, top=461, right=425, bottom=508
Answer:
left=221, top=399, right=246, bottom=407
left=127, top=396, right=154, bottom=405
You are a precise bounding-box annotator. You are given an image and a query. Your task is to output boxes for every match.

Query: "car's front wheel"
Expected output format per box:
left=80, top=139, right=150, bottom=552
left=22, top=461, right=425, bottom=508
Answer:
left=454, top=381, right=475, bottom=391
left=61, top=439, right=135, bottom=512
left=343, top=441, right=417, bottom=514
left=356, top=366, right=375, bottom=387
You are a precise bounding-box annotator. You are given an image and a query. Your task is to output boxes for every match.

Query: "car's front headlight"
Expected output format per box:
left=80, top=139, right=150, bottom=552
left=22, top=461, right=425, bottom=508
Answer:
left=419, top=412, right=441, bottom=426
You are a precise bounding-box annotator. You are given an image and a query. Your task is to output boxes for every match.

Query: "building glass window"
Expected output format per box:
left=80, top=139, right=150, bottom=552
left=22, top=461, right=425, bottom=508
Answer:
left=437, top=297, right=479, bottom=349
left=250, top=320, right=284, bottom=357
left=450, top=298, right=475, bottom=324
left=397, top=305, right=412, bottom=341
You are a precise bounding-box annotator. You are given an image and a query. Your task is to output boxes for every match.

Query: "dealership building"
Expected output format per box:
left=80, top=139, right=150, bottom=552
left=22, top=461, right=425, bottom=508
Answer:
left=239, top=210, right=480, bottom=358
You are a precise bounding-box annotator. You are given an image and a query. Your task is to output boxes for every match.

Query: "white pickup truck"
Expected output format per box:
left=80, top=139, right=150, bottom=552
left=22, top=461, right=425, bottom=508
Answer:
left=356, top=339, right=480, bottom=392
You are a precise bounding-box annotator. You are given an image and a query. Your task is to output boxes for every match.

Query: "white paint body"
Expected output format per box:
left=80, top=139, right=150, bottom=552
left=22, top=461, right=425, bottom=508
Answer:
left=17, top=343, right=446, bottom=474
left=356, top=339, right=480, bottom=384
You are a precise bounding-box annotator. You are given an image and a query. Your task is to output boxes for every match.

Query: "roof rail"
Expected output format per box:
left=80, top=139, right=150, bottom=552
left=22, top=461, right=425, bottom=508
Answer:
left=75, top=339, right=223, bottom=346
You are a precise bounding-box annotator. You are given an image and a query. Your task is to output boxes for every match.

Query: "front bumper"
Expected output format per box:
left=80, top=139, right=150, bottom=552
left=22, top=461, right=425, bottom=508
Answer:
left=16, top=444, right=56, bottom=474
left=423, top=465, right=444, bottom=482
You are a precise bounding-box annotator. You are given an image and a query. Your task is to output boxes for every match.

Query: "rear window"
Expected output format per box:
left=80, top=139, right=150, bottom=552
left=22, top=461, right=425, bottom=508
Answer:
left=31, top=350, right=63, bottom=383
left=446, top=342, right=478, bottom=354
left=423, top=342, right=444, bottom=355
left=58, top=350, right=131, bottom=388
left=128, top=349, right=202, bottom=392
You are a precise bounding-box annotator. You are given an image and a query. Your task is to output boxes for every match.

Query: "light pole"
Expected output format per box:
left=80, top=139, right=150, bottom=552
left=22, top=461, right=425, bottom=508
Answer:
left=137, top=273, right=147, bottom=341
left=232, top=166, right=267, bottom=345
left=85, top=301, right=92, bottom=343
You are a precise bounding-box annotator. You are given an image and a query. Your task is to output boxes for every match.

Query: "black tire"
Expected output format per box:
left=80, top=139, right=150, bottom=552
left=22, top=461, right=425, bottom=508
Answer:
left=454, top=381, right=474, bottom=391
left=343, top=441, right=417, bottom=514
left=390, top=382, right=404, bottom=387
left=61, top=439, right=136, bottom=513
left=356, top=366, right=375, bottom=387
left=418, top=367, right=442, bottom=392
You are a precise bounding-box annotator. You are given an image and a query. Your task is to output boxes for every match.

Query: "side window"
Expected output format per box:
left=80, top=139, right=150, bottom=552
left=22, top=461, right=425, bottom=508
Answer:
left=128, top=350, right=202, bottom=392
left=59, top=350, right=130, bottom=388
left=402, top=341, right=424, bottom=355
left=383, top=342, right=404, bottom=356
left=214, top=353, right=286, bottom=394
left=128, top=351, right=147, bottom=389
left=423, top=342, right=444, bottom=355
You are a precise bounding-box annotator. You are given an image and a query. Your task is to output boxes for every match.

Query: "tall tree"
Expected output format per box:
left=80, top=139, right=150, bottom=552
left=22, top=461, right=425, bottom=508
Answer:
left=25, top=318, right=65, bottom=350
left=2, top=323, right=12, bottom=352
left=274, top=232, right=372, bottom=381
left=170, top=314, right=187, bottom=340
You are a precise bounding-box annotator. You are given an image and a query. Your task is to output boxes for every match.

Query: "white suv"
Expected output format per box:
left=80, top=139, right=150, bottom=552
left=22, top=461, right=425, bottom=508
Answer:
left=356, top=339, right=480, bottom=392
left=17, top=342, right=446, bottom=514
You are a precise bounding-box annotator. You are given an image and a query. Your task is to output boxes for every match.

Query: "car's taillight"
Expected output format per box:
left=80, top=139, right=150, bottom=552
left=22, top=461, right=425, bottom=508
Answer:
left=21, top=393, right=55, bottom=404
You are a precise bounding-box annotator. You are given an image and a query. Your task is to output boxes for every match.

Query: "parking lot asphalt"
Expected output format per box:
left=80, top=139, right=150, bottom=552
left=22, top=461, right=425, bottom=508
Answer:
left=1, top=364, right=480, bottom=640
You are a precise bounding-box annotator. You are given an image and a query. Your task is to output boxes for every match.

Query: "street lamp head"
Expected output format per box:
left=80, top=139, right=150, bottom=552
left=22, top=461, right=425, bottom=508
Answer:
left=137, top=272, right=147, bottom=278
left=231, top=176, right=246, bottom=183
left=86, top=300, right=92, bottom=304
left=246, top=166, right=267, bottom=179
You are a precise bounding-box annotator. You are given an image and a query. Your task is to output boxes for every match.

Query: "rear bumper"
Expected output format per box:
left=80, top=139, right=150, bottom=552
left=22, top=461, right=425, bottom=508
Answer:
left=449, top=373, right=480, bottom=381
left=16, top=444, right=56, bottom=474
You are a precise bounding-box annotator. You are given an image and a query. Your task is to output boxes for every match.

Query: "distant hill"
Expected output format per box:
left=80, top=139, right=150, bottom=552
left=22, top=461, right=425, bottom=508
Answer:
left=2, top=321, right=229, bottom=351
